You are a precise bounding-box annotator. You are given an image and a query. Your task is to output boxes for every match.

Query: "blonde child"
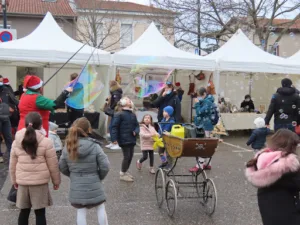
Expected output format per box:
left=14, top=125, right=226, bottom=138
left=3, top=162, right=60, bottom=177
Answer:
left=59, top=117, right=110, bottom=225
left=48, top=122, right=63, bottom=159
left=10, top=112, right=60, bottom=225
left=136, top=114, right=159, bottom=174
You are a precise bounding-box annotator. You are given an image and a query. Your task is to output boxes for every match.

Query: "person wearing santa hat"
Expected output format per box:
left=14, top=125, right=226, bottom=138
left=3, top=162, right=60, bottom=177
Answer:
left=3, top=78, right=14, bottom=95
left=0, top=75, right=19, bottom=163
left=17, top=75, right=73, bottom=137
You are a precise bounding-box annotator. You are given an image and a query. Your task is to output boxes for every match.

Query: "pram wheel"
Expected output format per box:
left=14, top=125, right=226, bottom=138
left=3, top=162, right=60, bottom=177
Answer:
left=203, top=178, right=217, bottom=215
left=166, top=179, right=177, bottom=217
left=155, top=168, right=166, bottom=208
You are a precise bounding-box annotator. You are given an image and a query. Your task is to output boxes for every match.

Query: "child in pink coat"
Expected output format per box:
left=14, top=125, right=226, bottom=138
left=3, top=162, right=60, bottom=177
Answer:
left=136, top=114, right=158, bottom=174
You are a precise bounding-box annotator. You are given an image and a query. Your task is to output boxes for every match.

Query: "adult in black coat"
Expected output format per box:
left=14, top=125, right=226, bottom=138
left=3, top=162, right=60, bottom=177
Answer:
left=265, top=78, right=300, bottom=132
left=245, top=129, right=300, bottom=225
left=240, top=94, right=255, bottom=112
left=151, top=82, right=181, bottom=122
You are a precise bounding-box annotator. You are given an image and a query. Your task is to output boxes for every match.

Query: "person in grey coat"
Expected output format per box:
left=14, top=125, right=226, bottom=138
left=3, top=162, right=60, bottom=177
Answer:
left=59, top=117, right=110, bottom=225
left=49, top=122, right=63, bottom=159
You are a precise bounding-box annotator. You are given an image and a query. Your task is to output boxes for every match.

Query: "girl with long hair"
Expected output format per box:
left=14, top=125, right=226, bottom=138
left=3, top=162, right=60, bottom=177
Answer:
left=10, top=112, right=61, bottom=225
left=245, top=129, right=300, bottom=225
left=59, top=117, right=110, bottom=225
left=136, top=114, right=159, bottom=174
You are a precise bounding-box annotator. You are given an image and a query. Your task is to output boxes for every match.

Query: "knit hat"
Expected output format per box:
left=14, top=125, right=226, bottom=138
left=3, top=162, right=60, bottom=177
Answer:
left=254, top=117, right=265, bottom=129
left=3, top=78, right=9, bottom=85
left=49, top=122, right=58, bottom=131
left=175, top=82, right=181, bottom=87
left=163, top=106, right=174, bottom=116
left=281, top=78, right=292, bottom=88
left=23, top=75, right=43, bottom=90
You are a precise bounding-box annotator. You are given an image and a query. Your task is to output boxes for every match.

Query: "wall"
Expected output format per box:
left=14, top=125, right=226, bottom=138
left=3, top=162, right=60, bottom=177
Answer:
left=76, top=14, right=175, bottom=52
left=0, top=66, right=17, bottom=89
left=0, top=16, right=76, bottom=39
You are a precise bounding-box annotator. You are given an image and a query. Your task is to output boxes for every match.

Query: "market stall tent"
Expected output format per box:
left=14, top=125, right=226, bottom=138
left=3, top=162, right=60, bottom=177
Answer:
left=0, top=12, right=111, bottom=65
left=204, top=29, right=300, bottom=74
left=113, top=23, right=216, bottom=71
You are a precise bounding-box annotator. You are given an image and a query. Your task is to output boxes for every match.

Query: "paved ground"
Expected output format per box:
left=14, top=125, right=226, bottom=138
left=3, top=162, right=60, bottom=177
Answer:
left=0, top=135, right=263, bottom=225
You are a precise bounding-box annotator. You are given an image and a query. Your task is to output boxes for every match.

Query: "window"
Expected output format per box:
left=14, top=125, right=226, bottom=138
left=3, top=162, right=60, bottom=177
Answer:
left=120, top=24, right=133, bottom=48
left=268, top=44, right=279, bottom=56
left=0, top=24, right=11, bottom=29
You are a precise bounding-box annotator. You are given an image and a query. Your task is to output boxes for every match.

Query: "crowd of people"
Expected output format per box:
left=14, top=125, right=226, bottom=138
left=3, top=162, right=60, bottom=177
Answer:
left=1, top=73, right=300, bottom=224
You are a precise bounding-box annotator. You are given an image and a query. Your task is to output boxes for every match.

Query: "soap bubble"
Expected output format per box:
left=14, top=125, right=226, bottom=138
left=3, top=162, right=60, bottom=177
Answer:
left=290, top=32, right=295, bottom=38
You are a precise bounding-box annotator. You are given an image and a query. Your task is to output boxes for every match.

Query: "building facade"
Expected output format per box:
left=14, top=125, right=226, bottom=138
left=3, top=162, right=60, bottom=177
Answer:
left=0, top=0, right=77, bottom=39
left=72, top=1, right=175, bottom=52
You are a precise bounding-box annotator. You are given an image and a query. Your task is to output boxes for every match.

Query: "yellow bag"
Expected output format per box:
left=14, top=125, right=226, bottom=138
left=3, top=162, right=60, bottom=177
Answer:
left=152, top=136, right=164, bottom=150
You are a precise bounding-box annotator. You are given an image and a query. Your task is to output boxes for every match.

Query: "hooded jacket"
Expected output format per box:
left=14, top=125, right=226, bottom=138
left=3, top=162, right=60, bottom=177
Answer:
left=9, top=128, right=61, bottom=186
left=59, top=137, right=110, bottom=206
left=246, top=127, right=271, bottom=150
left=194, top=95, right=215, bottom=131
left=139, top=124, right=158, bottom=150
left=245, top=150, right=300, bottom=225
left=151, top=91, right=181, bottom=122
left=265, top=87, right=300, bottom=125
left=110, top=109, right=140, bottom=146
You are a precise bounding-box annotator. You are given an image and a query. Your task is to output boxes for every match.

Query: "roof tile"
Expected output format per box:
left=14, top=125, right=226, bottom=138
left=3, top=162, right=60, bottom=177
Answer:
left=0, top=0, right=76, bottom=17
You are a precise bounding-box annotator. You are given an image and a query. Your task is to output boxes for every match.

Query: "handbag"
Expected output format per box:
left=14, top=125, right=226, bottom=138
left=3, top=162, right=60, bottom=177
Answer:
left=7, top=185, right=17, bottom=203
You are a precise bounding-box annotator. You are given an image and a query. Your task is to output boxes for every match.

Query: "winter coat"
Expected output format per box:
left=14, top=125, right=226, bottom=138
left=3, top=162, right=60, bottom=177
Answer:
left=246, top=127, right=271, bottom=150
left=240, top=100, right=255, bottom=112
left=59, top=137, right=110, bottom=206
left=109, top=85, right=123, bottom=110
left=9, top=128, right=61, bottom=186
left=158, top=117, right=175, bottom=136
left=151, top=91, right=181, bottom=122
left=194, top=95, right=214, bottom=131
left=111, top=109, right=140, bottom=147
left=49, top=131, right=63, bottom=152
left=245, top=150, right=300, bottom=225
left=265, top=87, right=300, bottom=126
left=0, top=86, right=19, bottom=120
left=139, top=124, right=158, bottom=150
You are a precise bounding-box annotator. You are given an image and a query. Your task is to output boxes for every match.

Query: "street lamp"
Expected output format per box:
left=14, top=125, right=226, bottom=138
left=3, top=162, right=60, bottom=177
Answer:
left=1, top=0, right=7, bottom=29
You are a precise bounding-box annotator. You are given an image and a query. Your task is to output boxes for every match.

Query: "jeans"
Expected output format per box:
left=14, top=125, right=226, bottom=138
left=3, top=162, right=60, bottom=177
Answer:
left=139, top=150, right=154, bottom=167
left=109, top=116, right=114, bottom=133
left=274, top=123, right=295, bottom=132
left=0, top=118, right=12, bottom=157
left=18, top=208, right=46, bottom=225
left=121, top=145, right=135, bottom=173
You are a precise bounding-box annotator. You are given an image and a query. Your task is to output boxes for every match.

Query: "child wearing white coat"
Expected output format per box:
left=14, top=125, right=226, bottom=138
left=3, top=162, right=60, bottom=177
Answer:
left=136, top=114, right=158, bottom=174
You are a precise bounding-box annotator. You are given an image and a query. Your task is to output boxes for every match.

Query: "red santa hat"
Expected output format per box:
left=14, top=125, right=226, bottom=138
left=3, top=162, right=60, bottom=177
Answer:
left=23, top=75, right=43, bottom=90
left=3, top=78, right=9, bottom=85
left=175, top=82, right=181, bottom=87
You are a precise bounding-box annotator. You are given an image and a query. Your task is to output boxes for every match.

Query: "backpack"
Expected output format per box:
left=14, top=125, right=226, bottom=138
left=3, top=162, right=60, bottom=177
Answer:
left=210, top=103, right=220, bottom=126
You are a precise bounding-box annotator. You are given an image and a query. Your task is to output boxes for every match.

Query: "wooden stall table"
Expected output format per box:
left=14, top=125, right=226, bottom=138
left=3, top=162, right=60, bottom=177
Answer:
left=220, top=113, right=274, bottom=130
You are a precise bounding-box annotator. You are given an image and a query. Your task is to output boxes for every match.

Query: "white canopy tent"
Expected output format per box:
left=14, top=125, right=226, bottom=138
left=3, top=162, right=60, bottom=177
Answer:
left=288, top=48, right=300, bottom=62
left=113, top=23, right=215, bottom=71
left=0, top=12, right=111, bottom=65
left=204, top=29, right=300, bottom=74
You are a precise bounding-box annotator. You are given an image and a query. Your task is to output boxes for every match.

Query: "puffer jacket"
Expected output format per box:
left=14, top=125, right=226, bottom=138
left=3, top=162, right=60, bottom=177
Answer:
left=265, top=87, right=300, bottom=126
left=245, top=150, right=300, bottom=225
left=59, top=137, right=110, bottom=206
left=139, top=124, right=158, bottom=150
left=9, top=128, right=61, bottom=186
left=111, top=109, right=140, bottom=147
left=246, top=127, right=271, bottom=150
left=194, top=95, right=215, bottom=131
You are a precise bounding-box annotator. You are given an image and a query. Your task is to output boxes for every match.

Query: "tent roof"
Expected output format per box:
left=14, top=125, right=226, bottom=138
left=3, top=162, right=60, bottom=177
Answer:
left=205, top=29, right=300, bottom=74
left=113, top=23, right=215, bottom=70
left=0, top=12, right=111, bottom=65
left=288, top=48, right=300, bottom=61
